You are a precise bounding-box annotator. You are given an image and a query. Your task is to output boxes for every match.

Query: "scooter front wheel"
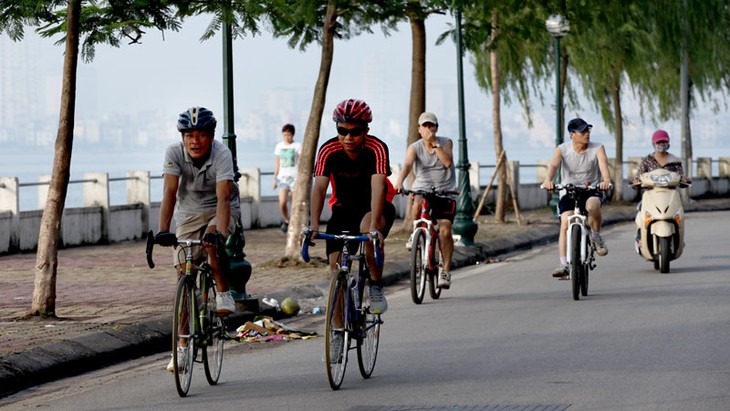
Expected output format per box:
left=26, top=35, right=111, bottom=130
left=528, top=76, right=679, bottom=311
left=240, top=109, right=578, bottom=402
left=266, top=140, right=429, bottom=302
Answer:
left=658, top=237, right=671, bottom=273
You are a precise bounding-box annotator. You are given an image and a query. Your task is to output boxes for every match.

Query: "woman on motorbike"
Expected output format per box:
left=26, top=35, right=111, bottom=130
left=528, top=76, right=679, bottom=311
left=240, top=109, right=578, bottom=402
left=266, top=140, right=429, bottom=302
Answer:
left=631, top=130, right=690, bottom=185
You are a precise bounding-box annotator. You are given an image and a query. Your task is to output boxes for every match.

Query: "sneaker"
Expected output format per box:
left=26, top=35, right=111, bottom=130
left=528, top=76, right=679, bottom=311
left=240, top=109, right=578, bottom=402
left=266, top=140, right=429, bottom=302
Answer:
left=329, top=332, right=344, bottom=363
left=405, top=233, right=414, bottom=250
left=438, top=270, right=451, bottom=289
left=215, top=290, right=235, bottom=314
left=166, top=347, right=189, bottom=372
left=635, top=229, right=642, bottom=255
left=368, top=284, right=388, bottom=314
left=592, top=233, right=608, bottom=256
left=280, top=222, right=289, bottom=233
left=552, top=264, right=569, bottom=279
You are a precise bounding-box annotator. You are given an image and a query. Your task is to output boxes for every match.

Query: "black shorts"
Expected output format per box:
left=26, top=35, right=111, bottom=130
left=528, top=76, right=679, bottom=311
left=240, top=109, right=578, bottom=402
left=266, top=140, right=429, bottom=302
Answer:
left=325, top=202, right=396, bottom=256
left=557, top=190, right=605, bottom=214
left=421, top=195, right=456, bottom=222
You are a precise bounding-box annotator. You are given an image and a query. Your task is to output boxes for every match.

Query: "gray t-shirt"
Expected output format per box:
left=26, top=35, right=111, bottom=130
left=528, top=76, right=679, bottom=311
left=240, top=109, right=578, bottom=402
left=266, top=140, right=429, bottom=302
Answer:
left=559, top=140, right=603, bottom=195
left=163, top=139, right=240, bottom=224
left=411, top=136, right=457, bottom=196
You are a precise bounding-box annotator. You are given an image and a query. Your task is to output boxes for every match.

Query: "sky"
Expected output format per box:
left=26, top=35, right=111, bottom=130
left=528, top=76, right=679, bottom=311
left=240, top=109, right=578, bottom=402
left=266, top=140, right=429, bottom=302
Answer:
left=3, top=11, right=729, bottom=162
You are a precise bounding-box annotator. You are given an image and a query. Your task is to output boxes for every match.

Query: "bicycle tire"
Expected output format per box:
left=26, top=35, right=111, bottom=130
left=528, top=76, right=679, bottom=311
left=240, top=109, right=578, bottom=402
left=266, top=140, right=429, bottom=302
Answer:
left=581, top=235, right=590, bottom=297
left=409, top=230, right=427, bottom=304
left=357, top=278, right=380, bottom=379
left=570, top=227, right=582, bottom=301
left=172, top=276, right=196, bottom=397
left=325, top=271, right=348, bottom=390
left=428, top=233, right=442, bottom=300
left=203, top=284, right=224, bottom=385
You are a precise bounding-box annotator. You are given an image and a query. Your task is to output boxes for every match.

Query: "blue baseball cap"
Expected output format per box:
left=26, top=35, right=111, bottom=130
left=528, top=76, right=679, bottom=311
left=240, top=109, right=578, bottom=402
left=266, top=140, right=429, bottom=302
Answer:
left=567, top=118, right=592, bottom=133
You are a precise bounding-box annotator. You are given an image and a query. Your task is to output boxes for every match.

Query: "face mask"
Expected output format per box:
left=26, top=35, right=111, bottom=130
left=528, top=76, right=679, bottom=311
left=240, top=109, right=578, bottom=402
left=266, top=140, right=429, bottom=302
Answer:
left=654, top=142, right=669, bottom=153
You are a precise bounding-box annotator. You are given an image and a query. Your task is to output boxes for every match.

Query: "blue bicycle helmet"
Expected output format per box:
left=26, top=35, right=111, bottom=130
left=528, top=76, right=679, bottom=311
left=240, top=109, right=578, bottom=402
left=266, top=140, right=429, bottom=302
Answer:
left=177, top=107, right=217, bottom=133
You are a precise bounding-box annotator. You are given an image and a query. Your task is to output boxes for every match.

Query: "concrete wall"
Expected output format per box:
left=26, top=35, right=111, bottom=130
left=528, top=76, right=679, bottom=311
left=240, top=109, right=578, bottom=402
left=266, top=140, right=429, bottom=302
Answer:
left=2, top=158, right=729, bottom=255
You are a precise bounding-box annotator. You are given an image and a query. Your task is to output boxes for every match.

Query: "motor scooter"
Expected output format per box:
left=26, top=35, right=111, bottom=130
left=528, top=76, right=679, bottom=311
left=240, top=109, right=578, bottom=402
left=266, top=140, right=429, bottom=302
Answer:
left=631, top=168, right=691, bottom=273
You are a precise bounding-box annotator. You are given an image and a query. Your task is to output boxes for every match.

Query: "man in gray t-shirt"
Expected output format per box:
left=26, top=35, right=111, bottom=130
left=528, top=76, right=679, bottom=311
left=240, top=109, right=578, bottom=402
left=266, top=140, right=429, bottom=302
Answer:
left=156, top=107, right=240, bottom=318
left=395, top=112, right=457, bottom=289
left=542, top=117, right=612, bottom=279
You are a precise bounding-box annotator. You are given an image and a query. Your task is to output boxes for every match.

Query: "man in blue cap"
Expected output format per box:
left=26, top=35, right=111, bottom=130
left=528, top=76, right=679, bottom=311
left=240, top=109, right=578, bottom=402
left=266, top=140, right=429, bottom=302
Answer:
left=542, top=118, right=612, bottom=279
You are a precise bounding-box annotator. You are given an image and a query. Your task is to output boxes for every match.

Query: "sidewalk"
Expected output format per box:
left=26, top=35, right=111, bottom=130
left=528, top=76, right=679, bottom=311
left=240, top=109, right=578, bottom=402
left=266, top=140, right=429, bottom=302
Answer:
left=1, top=197, right=728, bottom=397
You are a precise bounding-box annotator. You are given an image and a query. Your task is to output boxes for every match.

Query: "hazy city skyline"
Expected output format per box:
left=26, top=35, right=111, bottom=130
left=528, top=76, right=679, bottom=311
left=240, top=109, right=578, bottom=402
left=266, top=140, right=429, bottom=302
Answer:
left=1, top=12, right=728, bottom=163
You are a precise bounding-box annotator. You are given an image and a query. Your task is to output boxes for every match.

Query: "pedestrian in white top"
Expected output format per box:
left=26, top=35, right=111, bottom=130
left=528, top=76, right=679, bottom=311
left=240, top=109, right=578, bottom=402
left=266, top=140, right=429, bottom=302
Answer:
left=273, top=123, right=301, bottom=232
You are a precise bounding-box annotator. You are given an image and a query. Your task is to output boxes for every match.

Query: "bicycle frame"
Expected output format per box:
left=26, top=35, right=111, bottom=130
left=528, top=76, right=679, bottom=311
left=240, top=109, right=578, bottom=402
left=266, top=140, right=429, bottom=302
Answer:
left=565, top=209, right=590, bottom=267
left=176, top=241, right=215, bottom=344
left=412, top=196, right=440, bottom=274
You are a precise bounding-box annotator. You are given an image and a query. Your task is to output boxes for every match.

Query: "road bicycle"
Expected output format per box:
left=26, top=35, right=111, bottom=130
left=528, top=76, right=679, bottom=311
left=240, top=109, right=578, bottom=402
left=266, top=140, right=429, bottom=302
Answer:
left=146, top=230, right=227, bottom=397
left=542, top=183, right=605, bottom=301
left=400, top=188, right=459, bottom=304
left=301, top=228, right=383, bottom=390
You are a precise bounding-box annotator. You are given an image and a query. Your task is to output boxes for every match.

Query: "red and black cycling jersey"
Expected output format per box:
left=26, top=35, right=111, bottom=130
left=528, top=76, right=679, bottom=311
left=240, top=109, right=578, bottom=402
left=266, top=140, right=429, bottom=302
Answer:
left=314, top=135, right=396, bottom=211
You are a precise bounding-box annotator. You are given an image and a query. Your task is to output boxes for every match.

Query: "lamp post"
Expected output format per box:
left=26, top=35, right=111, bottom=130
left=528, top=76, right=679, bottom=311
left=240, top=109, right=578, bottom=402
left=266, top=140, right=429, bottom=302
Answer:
left=451, top=8, right=478, bottom=245
left=222, top=22, right=240, bottom=182
left=545, top=14, right=569, bottom=217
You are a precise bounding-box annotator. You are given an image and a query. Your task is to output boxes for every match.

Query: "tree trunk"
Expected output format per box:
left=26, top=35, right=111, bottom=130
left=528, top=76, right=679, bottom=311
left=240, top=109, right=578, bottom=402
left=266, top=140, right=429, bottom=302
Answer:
left=284, top=1, right=337, bottom=257
left=611, top=78, right=623, bottom=202
left=30, top=0, right=81, bottom=318
left=490, top=12, right=506, bottom=223
left=396, top=10, right=427, bottom=232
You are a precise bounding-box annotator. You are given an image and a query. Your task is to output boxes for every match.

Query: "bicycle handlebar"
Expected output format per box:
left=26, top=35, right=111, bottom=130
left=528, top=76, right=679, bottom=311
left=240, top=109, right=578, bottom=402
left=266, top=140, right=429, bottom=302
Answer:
left=540, top=182, right=612, bottom=192
left=145, top=230, right=205, bottom=270
left=399, top=188, right=459, bottom=197
left=300, top=228, right=383, bottom=267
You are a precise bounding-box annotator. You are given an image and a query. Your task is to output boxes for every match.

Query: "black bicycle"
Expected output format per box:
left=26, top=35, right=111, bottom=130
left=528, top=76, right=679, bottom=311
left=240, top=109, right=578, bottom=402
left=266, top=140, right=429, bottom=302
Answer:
left=146, top=231, right=227, bottom=397
left=301, top=228, right=383, bottom=390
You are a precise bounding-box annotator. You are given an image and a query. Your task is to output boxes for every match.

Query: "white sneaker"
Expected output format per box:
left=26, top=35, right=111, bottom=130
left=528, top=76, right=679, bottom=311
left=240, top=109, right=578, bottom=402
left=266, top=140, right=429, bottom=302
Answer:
left=405, top=233, right=414, bottom=250
left=216, top=291, right=235, bottom=314
left=329, top=332, right=344, bottom=363
left=438, top=270, right=451, bottom=289
left=166, top=347, right=189, bottom=372
left=368, top=285, right=388, bottom=314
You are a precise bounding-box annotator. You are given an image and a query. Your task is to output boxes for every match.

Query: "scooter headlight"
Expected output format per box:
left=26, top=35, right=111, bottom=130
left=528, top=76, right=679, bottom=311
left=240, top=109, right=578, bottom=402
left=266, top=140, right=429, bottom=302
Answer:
left=644, top=211, right=653, bottom=227
left=673, top=210, right=682, bottom=225
left=650, top=174, right=671, bottom=187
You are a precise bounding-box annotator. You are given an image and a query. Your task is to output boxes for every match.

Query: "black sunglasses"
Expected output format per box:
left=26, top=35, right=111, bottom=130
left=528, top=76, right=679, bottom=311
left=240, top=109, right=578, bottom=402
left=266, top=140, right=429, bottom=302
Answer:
left=337, top=126, right=366, bottom=137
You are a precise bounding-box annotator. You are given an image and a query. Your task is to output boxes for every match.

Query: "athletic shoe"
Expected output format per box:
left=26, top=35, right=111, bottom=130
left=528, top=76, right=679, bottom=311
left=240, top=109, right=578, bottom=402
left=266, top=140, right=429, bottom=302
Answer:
left=215, top=291, right=235, bottom=314
left=405, top=233, right=414, bottom=250
left=592, top=234, right=608, bottom=256
left=552, top=264, right=569, bottom=279
left=438, top=270, right=451, bottom=289
left=368, top=285, right=388, bottom=314
left=280, top=222, right=289, bottom=233
left=166, top=347, right=189, bottom=372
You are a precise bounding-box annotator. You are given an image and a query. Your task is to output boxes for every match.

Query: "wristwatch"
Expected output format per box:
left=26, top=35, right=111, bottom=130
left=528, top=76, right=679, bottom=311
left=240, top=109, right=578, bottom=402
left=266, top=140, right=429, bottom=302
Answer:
left=432, top=143, right=441, bottom=149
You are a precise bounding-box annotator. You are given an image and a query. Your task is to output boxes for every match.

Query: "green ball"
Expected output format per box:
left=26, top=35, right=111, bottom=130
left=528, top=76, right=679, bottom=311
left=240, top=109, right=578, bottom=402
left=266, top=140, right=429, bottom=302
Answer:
left=281, top=297, right=300, bottom=316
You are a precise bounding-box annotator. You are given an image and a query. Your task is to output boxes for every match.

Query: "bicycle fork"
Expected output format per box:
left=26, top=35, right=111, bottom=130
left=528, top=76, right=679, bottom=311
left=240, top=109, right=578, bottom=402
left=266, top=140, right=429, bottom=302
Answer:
left=566, top=215, right=589, bottom=271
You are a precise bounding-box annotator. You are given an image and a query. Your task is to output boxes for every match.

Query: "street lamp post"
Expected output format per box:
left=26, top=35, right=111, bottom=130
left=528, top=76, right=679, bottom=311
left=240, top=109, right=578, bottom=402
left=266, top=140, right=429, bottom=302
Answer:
left=451, top=8, right=478, bottom=245
left=222, top=22, right=240, bottom=182
left=545, top=14, right=569, bottom=217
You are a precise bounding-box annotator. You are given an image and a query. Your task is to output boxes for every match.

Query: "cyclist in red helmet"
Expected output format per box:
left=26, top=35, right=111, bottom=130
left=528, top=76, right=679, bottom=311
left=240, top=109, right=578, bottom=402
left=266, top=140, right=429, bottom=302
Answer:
left=309, top=98, right=396, bottom=314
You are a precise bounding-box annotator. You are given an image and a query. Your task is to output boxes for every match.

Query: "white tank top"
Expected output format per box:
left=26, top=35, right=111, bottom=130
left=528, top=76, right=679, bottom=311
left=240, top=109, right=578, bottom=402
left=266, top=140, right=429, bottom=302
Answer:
left=559, top=141, right=602, bottom=186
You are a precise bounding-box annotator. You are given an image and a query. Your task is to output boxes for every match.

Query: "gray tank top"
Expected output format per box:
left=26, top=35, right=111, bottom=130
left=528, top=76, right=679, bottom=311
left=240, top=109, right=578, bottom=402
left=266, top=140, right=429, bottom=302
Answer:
left=559, top=141, right=602, bottom=186
left=411, top=137, right=457, bottom=195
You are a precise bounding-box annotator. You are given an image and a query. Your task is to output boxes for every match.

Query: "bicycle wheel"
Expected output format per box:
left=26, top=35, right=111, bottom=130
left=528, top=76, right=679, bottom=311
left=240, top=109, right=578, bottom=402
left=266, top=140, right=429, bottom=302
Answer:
left=172, top=276, right=196, bottom=397
left=409, top=230, right=427, bottom=304
left=428, top=233, right=442, bottom=300
left=581, top=237, right=590, bottom=297
left=325, top=270, right=349, bottom=390
left=570, top=228, right=582, bottom=301
left=203, top=284, right=224, bottom=386
left=357, top=279, right=381, bottom=379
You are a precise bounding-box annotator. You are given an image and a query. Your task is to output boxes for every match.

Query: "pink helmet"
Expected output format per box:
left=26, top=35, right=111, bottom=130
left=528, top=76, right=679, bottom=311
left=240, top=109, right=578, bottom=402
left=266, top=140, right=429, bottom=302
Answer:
left=652, top=129, right=670, bottom=144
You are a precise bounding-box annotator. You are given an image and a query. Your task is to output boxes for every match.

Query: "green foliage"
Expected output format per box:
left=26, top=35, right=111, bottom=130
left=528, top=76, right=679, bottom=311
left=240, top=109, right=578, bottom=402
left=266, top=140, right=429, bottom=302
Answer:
left=1, top=0, right=183, bottom=62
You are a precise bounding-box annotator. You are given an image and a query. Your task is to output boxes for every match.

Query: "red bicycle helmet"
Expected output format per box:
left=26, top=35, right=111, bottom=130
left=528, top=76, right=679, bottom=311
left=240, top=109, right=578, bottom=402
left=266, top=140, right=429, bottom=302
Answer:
left=332, top=99, right=373, bottom=123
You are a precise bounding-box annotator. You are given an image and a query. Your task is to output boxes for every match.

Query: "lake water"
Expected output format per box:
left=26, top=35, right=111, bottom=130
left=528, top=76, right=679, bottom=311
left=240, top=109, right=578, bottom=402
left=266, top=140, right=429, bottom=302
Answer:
left=3, top=140, right=723, bottom=211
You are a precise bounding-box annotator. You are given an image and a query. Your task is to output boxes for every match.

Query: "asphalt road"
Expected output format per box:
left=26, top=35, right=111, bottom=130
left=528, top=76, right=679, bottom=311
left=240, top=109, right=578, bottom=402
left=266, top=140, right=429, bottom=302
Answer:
left=2, top=211, right=729, bottom=411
